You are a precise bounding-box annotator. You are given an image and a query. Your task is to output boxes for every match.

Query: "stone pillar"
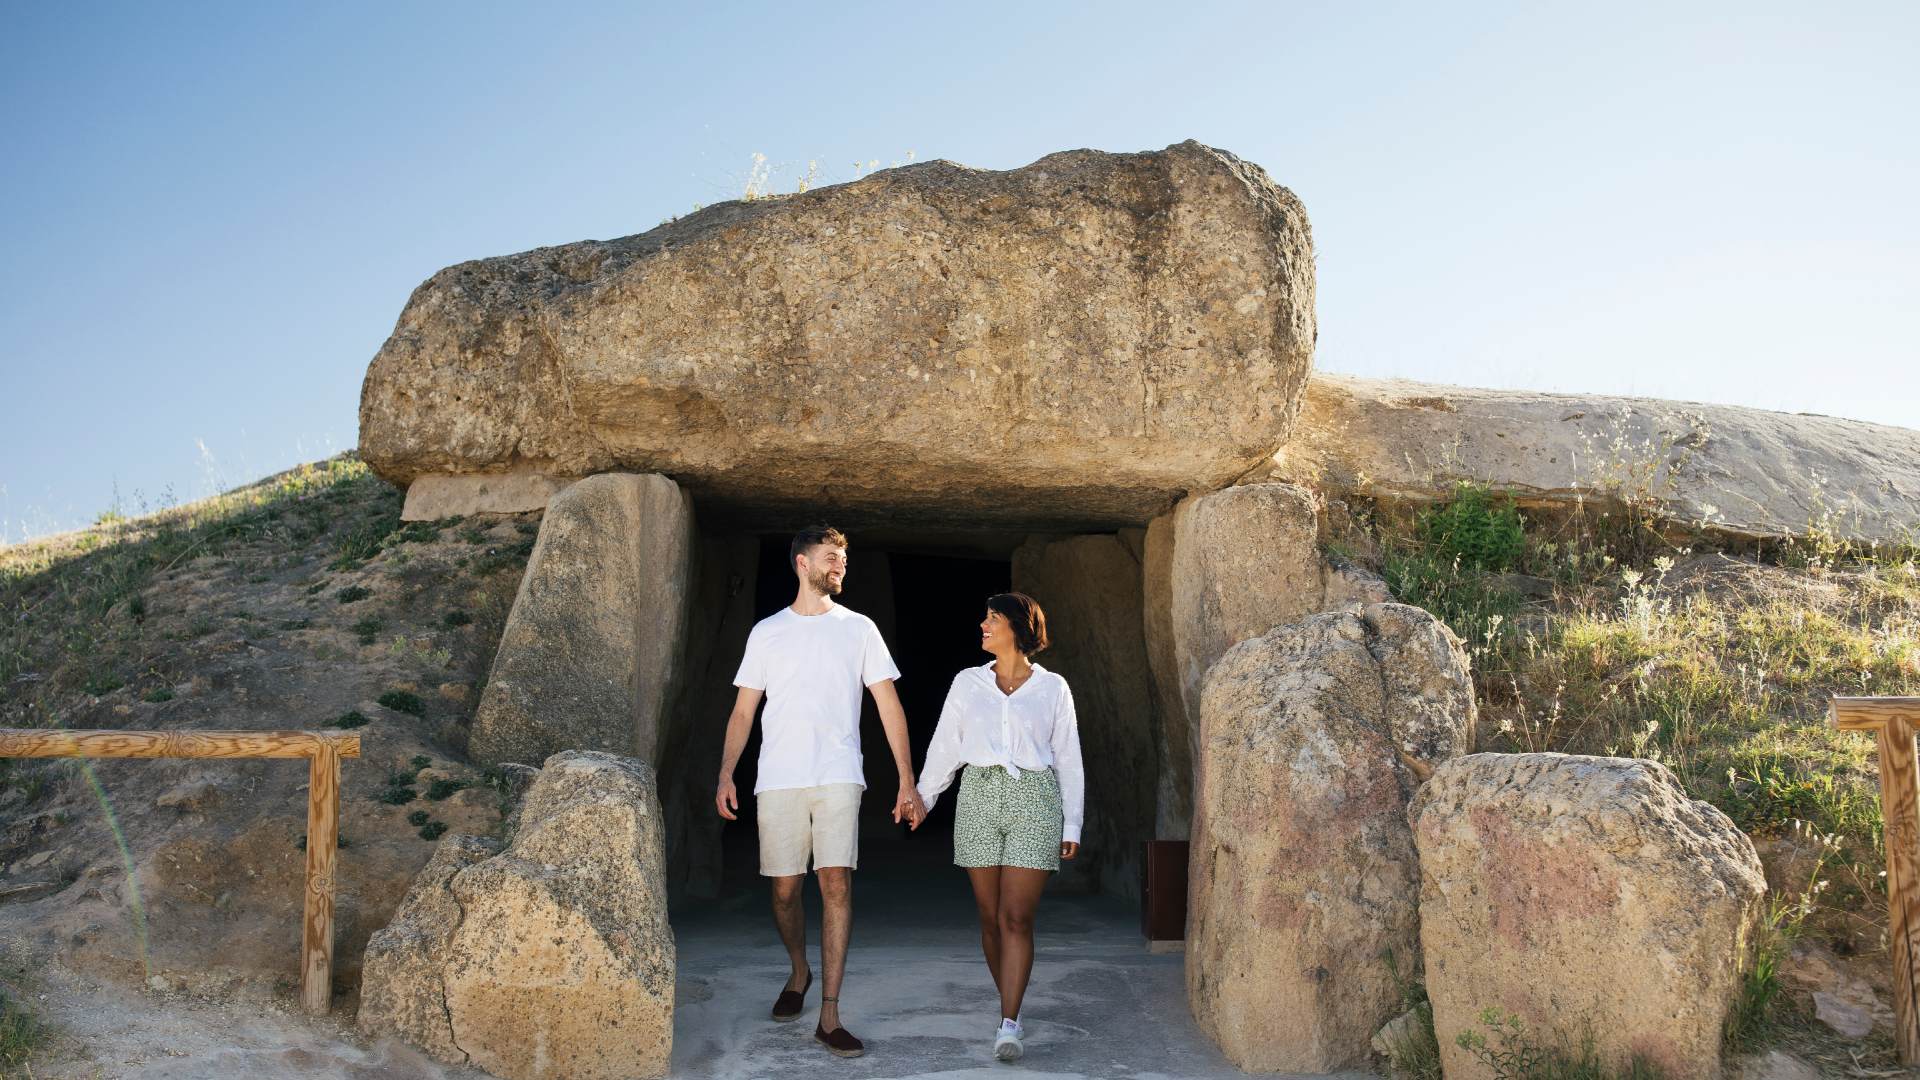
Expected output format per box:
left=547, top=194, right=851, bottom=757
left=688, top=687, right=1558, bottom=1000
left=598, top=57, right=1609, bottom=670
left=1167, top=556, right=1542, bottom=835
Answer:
left=469, top=473, right=694, bottom=767
left=1012, top=534, right=1160, bottom=901
left=1187, top=603, right=1473, bottom=1072
left=1410, top=753, right=1767, bottom=1080
left=1142, top=481, right=1390, bottom=838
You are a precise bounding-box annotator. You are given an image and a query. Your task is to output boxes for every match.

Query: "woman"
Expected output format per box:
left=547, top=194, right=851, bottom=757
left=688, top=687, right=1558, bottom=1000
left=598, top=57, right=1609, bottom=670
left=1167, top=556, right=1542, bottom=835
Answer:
left=912, top=591, right=1084, bottom=1062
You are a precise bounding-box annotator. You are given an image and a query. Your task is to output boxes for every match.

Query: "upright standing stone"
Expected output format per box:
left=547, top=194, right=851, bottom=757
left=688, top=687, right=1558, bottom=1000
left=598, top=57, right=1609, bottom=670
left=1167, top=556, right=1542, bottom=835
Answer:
left=1188, top=604, right=1473, bottom=1072
left=1012, top=533, right=1161, bottom=899
left=1143, top=482, right=1391, bottom=836
left=470, top=473, right=694, bottom=766
left=1410, top=753, right=1767, bottom=1080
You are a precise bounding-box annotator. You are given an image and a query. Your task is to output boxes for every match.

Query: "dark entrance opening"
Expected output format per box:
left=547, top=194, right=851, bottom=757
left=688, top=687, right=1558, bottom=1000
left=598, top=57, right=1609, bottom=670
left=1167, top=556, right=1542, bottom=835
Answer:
left=718, top=539, right=1010, bottom=893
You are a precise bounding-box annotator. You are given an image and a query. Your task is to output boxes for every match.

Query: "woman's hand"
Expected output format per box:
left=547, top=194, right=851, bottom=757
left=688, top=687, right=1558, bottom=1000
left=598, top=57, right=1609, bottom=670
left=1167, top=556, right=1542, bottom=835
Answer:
left=1060, top=841, right=1079, bottom=861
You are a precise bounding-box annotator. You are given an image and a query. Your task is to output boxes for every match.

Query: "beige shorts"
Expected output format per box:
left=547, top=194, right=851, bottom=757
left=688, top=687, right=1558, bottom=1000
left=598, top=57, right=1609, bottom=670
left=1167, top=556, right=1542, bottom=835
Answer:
left=756, top=783, right=862, bottom=876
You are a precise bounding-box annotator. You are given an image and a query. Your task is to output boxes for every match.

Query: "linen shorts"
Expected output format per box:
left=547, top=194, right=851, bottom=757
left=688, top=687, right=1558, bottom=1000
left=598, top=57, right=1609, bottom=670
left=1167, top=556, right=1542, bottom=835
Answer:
left=756, top=783, right=862, bottom=876
left=953, top=764, right=1063, bottom=872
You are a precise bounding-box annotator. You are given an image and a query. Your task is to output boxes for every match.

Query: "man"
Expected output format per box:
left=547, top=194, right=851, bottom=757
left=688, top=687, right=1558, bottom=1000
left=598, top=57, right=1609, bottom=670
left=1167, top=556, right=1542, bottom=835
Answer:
left=715, top=525, right=927, bottom=1059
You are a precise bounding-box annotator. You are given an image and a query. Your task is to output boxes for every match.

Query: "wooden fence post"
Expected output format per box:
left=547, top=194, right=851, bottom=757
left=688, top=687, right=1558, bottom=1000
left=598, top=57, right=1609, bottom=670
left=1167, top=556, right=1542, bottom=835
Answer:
left=1832, top=695, right=1920, bottom=1063
left=0, top=728, right=360, bottom=1016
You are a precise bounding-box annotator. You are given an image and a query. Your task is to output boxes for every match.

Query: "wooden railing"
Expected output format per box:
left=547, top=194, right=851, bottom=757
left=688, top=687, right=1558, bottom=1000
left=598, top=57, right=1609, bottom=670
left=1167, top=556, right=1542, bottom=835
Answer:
left=1832, top=696, right=1920, bottom=1063
left=0, top=728, right=361, bottom=1015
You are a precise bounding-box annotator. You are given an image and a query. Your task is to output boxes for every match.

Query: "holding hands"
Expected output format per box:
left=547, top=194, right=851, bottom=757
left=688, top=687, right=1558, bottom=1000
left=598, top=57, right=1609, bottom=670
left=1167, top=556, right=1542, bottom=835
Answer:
left=893, top=784, right=928, bottom=830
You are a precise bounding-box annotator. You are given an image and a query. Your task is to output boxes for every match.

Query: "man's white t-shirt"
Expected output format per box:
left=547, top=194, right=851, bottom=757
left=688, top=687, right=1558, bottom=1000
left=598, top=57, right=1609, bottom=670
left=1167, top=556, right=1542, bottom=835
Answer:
left=733, top=604, right=900, bottom=795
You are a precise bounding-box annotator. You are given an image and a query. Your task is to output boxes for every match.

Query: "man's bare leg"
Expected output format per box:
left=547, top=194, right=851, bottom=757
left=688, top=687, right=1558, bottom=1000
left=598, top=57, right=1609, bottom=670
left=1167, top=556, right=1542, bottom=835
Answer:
left=770, top=874, right=810, bottom=991
left=816, top=865, right=853, bottom=1031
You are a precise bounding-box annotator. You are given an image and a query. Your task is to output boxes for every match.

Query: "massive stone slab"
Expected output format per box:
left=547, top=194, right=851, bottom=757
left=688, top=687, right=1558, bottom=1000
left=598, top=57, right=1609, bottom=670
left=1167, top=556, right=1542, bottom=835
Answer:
left=1410, top=753, right=1767, bottom=1080
left=359, top=141, right=1316, bottom=529
left=470, top=473, right=693, bottom=766
left=1187, top=604, right=1474, bottom=1072
left=359, top=751, right=676, bottom=1080
left=1012, top=533, right=1160, bottom=899
left=1143, top=482, right=1391, bottom=834
left=1263, top=373, right=1920, bottom=545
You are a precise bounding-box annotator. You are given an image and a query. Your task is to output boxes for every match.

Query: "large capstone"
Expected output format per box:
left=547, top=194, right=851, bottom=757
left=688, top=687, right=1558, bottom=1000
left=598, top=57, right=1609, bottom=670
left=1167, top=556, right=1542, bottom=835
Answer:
left=1187, top=604, right=1474, bottom=1072
left=359, top=141, right=1315, bottom=529
left=469, top=472, right=694, bottom=767
left=358, top=751, right=675, bottom=1080
left=1410, top=753, right=1767, bottom=1080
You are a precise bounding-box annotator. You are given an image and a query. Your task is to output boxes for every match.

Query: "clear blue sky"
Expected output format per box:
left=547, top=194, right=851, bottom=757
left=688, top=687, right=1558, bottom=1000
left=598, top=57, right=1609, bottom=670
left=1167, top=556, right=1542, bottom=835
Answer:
left=4, top=2, right=1915, bottom=542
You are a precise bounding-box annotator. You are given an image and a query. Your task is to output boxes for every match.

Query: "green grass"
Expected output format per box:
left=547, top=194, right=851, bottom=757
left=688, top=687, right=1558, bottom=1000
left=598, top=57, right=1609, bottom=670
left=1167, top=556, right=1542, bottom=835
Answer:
left=1455, top=1009, right=1667, bottom=1080
left=0, top=983, right=47, bottom=1070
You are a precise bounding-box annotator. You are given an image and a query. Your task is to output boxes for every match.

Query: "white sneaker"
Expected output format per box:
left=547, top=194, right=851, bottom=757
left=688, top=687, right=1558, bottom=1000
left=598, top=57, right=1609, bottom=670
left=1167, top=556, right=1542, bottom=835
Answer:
left=993, top=1019, right=1024, bottom=1061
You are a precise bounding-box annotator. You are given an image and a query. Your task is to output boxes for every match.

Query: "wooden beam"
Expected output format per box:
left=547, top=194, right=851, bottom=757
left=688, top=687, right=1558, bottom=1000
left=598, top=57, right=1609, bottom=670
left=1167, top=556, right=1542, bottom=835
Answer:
left=0, top=729, right=359, bottom=760
left=1832, top=697, right=1920, bottom=1063
left=0, top=727, right=358, bottom=1017
left=301, top=740, right=342, bottom=1015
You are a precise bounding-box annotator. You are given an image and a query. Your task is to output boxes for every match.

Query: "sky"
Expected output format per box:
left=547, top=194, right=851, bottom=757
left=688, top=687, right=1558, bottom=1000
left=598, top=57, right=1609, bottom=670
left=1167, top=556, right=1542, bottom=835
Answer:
left=3, top=2, right=1916, bottom=542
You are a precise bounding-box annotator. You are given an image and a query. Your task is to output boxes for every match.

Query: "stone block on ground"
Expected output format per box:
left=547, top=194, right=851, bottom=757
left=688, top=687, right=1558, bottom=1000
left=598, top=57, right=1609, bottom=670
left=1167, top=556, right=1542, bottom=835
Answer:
left=1187, top=603, right=1473, bottom=1072
left=358, top=751, right=675, bottom=1080
left=1409, top=752, right=1767, bottom=1080
left=469, top=472, right=694, bottom=767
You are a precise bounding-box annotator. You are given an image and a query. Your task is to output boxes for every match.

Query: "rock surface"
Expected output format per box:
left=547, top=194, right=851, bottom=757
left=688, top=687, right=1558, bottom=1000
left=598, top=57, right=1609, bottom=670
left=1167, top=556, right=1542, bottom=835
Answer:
left=1012, top=533, right=1161, bottom=898
left=359, top=141, right=1316, bottom=529
left=469, top=473, right=693, bottom=767
left=1187, top=603, right=1474, bottom=1072
left=1264, top=373, right=1920, bottom=544
left=1144, top=482, right=1392, bottom=834
left=1409, top=753, right=1767, bottom=1080
left=359, top=751, right=676, bottom=1079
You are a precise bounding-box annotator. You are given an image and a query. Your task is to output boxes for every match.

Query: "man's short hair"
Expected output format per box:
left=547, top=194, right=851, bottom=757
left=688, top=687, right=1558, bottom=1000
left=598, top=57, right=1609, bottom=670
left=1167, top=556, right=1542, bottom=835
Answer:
left=790, top=525, right=849, bottom=572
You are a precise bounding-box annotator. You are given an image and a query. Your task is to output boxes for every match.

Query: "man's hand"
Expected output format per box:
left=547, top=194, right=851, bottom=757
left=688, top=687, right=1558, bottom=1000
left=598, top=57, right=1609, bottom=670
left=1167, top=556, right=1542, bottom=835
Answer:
left=1060, top=840, right=1079, bottom=861
left=893, top=785, right=928, bottom=830
left=716, top=775, right=739, bottom=821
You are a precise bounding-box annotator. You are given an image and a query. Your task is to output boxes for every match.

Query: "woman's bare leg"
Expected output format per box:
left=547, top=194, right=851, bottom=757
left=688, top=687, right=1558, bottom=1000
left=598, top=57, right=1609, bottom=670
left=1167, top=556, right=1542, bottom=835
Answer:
left=994, top=867, right=1050, bottom=1021
left=965, top=866, right=1003, bottom=987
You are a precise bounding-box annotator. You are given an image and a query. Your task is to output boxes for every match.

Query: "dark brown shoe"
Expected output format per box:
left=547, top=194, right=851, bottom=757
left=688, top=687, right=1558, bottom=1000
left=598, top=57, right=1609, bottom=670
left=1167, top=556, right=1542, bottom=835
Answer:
left=771, top=970, right=811, bottom=1022
left=814, top=1022, right=865, bottom=1058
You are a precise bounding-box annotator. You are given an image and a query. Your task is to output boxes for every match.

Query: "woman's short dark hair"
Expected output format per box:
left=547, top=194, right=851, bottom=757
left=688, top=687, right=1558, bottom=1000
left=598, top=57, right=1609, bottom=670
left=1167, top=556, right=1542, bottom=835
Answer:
left=986, top=592, right=1049, bottom=656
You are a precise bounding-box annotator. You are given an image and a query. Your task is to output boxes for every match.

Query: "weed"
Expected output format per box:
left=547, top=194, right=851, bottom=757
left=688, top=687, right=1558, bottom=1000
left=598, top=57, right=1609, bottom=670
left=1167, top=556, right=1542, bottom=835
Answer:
left=0, top=983, right=48, bottom=1068
left=1419, top=483, right=1526, bottom=572
left=1380, top=949, right=1442, bottom=1080
left=376, top=786, right=417, bottom=806
left=351, top=616, right=383, bottom=645
left=336, top=585, right=372, bottom=604
left=419, top=821, right=447, bottom=840
left=426, top=777, right=469, bottom=801
left=1455, top=1009, right=1667, bottom=1080
left=329, top=710, right=369, bottom=729
left=443, top=610, right=473, bottom=629
left=377, top=690, right=424, bottom=716
left=411, top=755, right=431, bottom=770
left=142, top=687, right=174, bottom=703
left=83, top=673, right=124, bottom=696
left=407, top=810, right=430, bottom=826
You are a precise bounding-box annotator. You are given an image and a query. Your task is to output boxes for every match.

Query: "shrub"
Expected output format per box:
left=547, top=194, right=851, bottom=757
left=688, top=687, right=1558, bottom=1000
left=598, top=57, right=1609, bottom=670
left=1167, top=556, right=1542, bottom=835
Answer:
left=351, top=616, right=383, bottom=645
left=335, top=585, right=372, bottom=604
left=407, top=810, right=430, bottom=827
left=143, top=687, right=174, bottom=703
left=376, top=786, right=417, bottom=805
left=442, top=610, right=473, bottom=629
left=426, top=777, right=469, bottom=801
left=378, top=690, right=424, bottom=717
left=329, top=710, right=369, bottom=729
left=419, top=821, right=448, bottom=840
left=1418, top=483, right=1526, bottom=572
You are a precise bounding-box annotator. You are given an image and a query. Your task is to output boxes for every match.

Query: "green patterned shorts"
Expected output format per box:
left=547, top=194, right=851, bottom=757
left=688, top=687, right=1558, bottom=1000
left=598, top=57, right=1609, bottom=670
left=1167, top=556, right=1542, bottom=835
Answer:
left=953, top=764, right=1063, bottom=871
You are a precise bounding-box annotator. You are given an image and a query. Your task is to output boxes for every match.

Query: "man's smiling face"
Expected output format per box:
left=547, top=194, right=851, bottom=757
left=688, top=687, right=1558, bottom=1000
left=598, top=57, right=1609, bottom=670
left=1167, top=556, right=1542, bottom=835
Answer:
left=799, top=544, right=847, bottom=596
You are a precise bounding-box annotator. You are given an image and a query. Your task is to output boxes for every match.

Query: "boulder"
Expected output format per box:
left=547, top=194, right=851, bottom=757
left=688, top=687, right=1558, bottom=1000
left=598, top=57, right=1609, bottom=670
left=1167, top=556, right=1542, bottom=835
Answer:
left=1187, top=603, right=1474, bottom=1072
left=1264, top=373, right=1920, bottom=545
left=359, top=751, right=675, bottom=1080
left=359, top=141, right=1316, bottom=529
left=1409, top=753, right=1767, bottom=1080
left=1144, top=482, right=1392, bottom=834
left=1012, top=533, right=1161, bottom=898
left=469, top=473, right=694, bottom=767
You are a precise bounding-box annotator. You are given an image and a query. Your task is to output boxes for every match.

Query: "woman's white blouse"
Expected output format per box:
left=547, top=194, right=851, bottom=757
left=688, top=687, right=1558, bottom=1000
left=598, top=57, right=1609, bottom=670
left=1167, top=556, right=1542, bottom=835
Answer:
left=916, top=662, right=1085, bottom=845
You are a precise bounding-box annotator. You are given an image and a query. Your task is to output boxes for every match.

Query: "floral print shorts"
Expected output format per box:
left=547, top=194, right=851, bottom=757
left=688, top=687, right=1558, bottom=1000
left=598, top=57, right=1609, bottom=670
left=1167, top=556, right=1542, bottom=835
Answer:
left=953, top=764, right=1063, bottom=871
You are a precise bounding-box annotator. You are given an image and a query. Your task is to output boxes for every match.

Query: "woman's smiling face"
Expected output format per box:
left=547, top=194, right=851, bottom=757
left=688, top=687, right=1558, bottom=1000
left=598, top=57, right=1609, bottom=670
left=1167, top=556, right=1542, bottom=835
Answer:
left=980, top=607, right=1017, bottom=655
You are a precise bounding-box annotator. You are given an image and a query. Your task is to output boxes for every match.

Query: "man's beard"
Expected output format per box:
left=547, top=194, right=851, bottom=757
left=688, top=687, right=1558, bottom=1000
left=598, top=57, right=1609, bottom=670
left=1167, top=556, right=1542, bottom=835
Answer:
left=809, top=568, right=842, bottom=596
